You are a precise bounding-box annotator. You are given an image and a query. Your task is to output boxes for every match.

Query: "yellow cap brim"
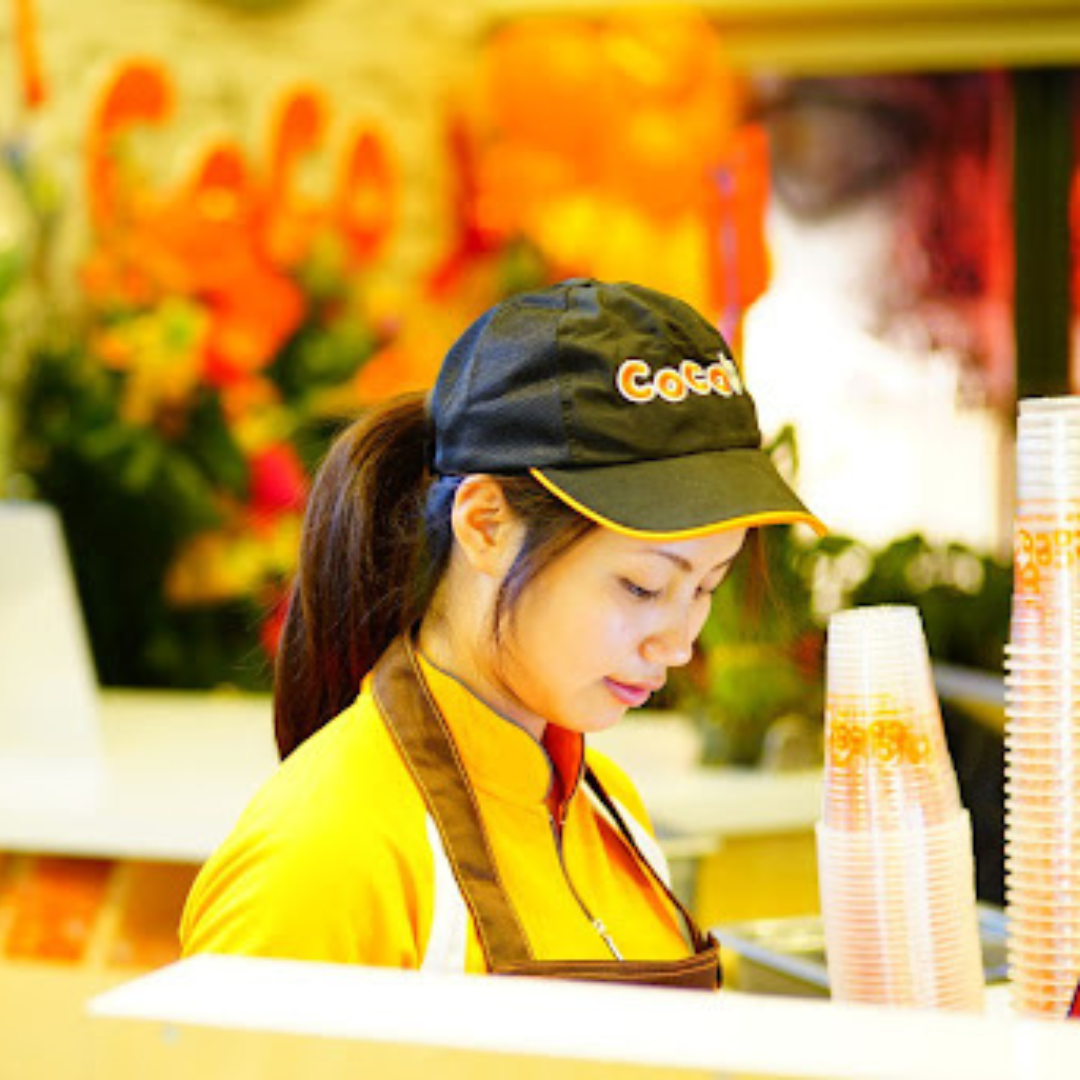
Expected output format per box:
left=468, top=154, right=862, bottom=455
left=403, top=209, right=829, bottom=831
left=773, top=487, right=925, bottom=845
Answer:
left=529, top=450, right=826, bottom=540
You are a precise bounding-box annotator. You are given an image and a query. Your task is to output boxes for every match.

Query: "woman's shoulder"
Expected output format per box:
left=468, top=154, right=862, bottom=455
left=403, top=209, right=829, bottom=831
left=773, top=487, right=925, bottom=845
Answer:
left=224, top=689, right=426, bottom=858
left=180, top=689, right=433, bottom=963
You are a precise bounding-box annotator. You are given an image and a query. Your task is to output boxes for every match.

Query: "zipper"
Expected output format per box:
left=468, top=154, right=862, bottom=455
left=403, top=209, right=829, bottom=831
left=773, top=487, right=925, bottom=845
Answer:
left=591, top=918, right=625, bottom=961
left=548, top=812, right=624, bottom=961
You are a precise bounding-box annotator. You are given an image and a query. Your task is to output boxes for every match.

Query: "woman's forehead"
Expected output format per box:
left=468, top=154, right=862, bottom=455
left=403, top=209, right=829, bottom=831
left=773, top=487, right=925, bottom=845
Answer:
left=592, top=525, right=747, bottom=569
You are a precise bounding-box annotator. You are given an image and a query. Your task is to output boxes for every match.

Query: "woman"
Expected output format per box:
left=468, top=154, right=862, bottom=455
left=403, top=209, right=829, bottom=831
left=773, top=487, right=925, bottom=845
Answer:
left=180, top=278, right=824, bottom=989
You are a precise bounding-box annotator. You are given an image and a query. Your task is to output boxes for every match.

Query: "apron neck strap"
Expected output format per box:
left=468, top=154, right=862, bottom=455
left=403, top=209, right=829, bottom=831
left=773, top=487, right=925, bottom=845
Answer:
left=372, top=635, right=534, bottom=966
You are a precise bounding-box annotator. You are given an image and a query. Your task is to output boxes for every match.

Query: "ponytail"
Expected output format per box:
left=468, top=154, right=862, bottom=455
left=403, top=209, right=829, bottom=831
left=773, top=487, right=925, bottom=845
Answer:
left=273, top=391, right=597, bottom=759
left=274, top=392, right=443, bottom=758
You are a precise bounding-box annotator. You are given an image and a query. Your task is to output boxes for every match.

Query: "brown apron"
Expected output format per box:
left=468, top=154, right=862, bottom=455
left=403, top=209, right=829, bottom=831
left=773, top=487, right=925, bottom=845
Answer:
left=371, top=636, right=722, bottom=991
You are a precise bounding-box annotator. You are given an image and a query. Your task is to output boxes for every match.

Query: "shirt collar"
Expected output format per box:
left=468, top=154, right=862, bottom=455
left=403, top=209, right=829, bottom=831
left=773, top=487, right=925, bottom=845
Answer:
left=415, top=651, right=584, bottom=813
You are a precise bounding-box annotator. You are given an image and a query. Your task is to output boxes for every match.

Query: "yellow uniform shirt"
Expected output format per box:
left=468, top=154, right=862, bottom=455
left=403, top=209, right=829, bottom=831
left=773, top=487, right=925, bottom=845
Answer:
left=180, top=654, right=690, bottom=970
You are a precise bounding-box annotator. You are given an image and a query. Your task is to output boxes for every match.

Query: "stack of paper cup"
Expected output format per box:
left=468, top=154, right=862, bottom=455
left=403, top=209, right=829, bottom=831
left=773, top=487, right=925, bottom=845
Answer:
left=818, top=605, right=985, bottom=1011
left=1007, top=396, right=1080, bottom=1018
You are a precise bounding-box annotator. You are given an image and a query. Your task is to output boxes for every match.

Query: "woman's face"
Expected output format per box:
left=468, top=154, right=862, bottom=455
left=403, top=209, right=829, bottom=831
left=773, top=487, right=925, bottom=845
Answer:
left=488, top=525, right=747, bottom=739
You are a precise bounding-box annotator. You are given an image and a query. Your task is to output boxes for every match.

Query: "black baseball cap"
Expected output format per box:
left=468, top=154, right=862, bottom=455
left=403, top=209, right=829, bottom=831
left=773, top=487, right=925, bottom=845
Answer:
left=430, top=278, right=825, bottom=540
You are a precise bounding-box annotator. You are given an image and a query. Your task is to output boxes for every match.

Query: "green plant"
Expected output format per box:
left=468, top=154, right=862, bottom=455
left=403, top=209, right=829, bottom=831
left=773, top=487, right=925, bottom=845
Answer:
left=14, top=266, right=380, bottom=690
left=662, top=429, right=1012, bottom=765
left=3, top=120, right=387, bottom=688
left=846, top=533, right=1010, bottom=673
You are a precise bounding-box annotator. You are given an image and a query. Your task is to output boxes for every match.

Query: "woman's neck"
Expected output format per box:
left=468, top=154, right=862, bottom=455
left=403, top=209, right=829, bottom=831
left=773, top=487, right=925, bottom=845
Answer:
left=416, top=610, right=547, bottom=742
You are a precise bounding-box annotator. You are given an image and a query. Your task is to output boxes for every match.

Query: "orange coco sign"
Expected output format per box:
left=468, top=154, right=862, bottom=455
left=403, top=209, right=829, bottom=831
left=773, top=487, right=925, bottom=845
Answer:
left=78, top=60, right=401, bottom=386
left=85, top=61, right=397, bottom=269
left=827, top=699, right=934, bottom=767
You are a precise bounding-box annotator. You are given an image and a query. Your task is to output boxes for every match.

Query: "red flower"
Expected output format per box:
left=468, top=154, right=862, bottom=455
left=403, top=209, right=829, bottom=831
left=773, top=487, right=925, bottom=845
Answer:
left=249, top=443, right=307, bottom=519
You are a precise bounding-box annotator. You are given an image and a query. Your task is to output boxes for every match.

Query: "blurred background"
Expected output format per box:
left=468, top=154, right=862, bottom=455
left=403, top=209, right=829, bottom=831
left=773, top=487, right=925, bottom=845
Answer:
left=0, top=1, right=1028, bottom=696
left=2, top=0, right=1079, bottom=1071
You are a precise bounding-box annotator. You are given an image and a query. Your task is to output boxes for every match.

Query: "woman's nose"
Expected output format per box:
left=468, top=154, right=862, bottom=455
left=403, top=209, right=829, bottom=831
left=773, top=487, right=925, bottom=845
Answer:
left=642, top=613, right=695, bottom=668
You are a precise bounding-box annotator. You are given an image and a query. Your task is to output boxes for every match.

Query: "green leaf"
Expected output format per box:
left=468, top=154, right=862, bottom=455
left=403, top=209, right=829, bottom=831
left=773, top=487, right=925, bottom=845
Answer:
left=268, top=317, right=375, bottom=402
left=0, top=247, right=24, bottom=300
left=182, top=391, right=249, bottom=498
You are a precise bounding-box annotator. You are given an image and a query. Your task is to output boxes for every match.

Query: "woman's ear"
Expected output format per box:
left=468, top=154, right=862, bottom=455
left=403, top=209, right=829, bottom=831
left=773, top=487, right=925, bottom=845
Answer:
left=450, top=476, right=522, bottom=577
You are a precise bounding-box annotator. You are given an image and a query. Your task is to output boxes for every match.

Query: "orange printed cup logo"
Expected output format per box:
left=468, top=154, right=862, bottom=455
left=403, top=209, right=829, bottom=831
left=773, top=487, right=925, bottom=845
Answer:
left=828, top=720, right=864, bottom=765
left=906, top=732, right=932, bottom=764
left=1014, top=524, right=1080, bottom=595
left=827, top=697, right=936, bottom=769
left=869, top=719, right=906, bottom=764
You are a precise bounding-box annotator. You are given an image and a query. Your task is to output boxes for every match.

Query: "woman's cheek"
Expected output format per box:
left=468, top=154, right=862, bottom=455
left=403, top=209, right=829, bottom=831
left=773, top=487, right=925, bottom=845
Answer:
left=690, top=600, right=712, bottom=642
left=605, top=604, right=641, bottom=639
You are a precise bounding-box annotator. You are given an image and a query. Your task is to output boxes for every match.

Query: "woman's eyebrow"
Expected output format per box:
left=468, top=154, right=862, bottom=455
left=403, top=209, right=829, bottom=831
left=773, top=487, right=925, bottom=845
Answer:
left=645, top=549, right=739, bottom=575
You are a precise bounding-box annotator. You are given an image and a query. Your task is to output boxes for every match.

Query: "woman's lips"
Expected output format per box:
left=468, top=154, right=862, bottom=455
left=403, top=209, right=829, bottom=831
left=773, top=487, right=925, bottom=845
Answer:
left=604, top=678, right=658, bottom=708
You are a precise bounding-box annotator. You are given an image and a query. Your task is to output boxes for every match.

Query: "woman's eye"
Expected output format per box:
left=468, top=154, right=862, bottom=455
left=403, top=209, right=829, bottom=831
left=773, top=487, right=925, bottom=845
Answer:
left=621, top=578, right=661, bottom=601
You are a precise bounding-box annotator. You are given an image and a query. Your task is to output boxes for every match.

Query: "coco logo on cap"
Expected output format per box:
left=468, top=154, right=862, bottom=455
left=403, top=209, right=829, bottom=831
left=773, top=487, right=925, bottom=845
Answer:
left=615, top=355, right=745, bottom=404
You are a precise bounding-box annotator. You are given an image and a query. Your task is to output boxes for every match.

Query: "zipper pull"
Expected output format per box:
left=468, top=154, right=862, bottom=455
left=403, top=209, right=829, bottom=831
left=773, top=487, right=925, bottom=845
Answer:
left=593, top=919, right=624, bottom=961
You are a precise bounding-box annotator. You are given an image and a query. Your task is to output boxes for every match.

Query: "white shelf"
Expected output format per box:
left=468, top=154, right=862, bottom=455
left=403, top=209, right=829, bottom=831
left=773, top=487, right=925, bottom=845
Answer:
left=0, top=689, right=278, bottom=863
left=0, top=693, right=821, bottom=864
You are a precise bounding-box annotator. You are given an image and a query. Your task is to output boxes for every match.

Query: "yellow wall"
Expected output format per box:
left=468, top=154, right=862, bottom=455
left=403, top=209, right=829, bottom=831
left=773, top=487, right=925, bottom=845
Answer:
left=696, top=832, right=819, bottom=928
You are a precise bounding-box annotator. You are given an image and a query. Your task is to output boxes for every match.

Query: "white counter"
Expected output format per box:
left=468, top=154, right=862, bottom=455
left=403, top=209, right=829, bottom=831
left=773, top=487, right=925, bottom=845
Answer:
left=88, top=955, right=1080, bottom=1080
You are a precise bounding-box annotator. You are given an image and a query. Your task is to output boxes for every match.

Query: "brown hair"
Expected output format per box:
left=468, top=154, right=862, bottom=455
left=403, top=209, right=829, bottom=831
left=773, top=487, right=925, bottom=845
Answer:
left=273, top=392, right=594, bottom=759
